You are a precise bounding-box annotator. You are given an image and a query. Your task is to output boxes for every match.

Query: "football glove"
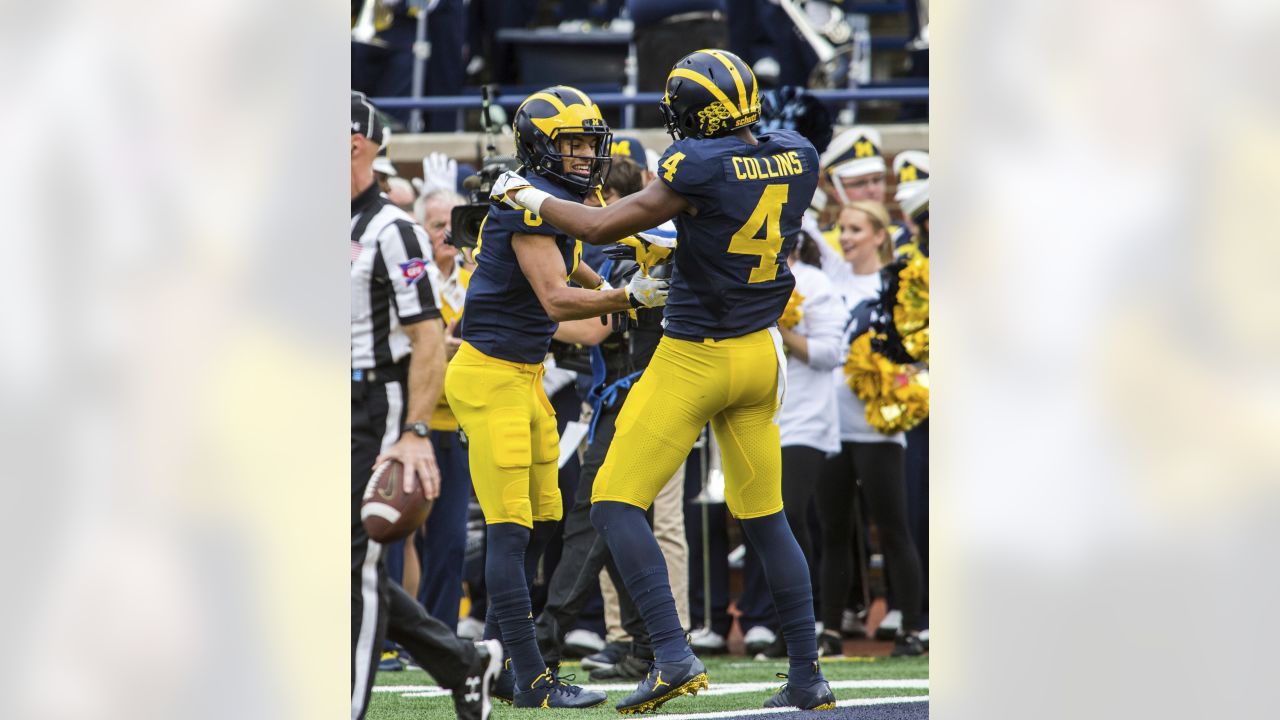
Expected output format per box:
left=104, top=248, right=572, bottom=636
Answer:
left=605, top=231, right=677, bottom=272
left=489, top=170, right=551, bottom=213
left=624, top=272, right=670, bottom=309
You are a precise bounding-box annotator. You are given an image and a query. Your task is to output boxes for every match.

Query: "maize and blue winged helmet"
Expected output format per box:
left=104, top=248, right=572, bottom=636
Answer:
left=659, top=49, right=761, bottom=141
left=513, top=85, right=612, bottom=195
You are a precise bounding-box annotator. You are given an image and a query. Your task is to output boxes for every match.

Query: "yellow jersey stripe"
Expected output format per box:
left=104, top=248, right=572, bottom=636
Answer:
left=669, top=68, right=742, bottom=118
left=705, top=49, right=748, bottom=113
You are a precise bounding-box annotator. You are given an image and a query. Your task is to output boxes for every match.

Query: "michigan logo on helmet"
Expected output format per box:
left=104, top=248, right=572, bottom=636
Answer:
left=513, top=85, right=613, bottom=194
left=659, top=49, right=761, bottom=140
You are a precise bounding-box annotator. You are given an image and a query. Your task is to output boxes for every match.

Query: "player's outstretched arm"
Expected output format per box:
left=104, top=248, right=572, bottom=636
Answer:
left=513, top=233, right=667, bottom=321
left=497, top=172, right=691, bottom=246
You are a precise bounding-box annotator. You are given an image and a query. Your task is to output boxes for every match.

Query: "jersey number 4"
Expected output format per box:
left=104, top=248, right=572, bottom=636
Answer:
left=728, top=183, right=789, bottom=283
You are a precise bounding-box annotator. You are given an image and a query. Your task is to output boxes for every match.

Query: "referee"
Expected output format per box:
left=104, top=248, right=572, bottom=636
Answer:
left=350, top=91, right=501, bottom=720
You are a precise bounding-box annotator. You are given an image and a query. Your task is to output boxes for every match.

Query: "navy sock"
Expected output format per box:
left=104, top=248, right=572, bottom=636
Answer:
left=591, top=501, right=692, bottom=663
left=486, top=523, right=547, bottom=689
left=483, top=521, right=559, bottom=646
left=741, top=511, right=821, bottom=686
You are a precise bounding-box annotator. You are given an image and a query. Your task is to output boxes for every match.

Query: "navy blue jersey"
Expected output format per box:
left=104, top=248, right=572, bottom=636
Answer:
left=656, top=129, right=820, bottom=341
left=460, top=173, right=583, bottom=363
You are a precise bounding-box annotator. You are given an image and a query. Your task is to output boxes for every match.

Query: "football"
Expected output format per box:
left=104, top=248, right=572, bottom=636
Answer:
left=361, top=459, right=432, bottom=543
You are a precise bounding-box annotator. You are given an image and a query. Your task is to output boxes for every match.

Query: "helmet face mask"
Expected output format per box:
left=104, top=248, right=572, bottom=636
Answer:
left=514, top=86, right=612, bottom=195
left=659, top=49, right=761, bottom=141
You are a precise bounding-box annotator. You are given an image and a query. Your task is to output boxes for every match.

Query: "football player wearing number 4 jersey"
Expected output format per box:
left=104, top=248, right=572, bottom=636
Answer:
left=491, top=49, right=835, bottom=714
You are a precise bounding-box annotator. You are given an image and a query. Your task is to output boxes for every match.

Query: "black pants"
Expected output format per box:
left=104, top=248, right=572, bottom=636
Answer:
left=535, top=392, right=650, bottom=665
left=817, top=441, right=925, bottom=634
left=738, top=445, right=827, bottom=629
left=351, top=375, right=477, bottom=720
left=903, top=421, right=929, bottom=613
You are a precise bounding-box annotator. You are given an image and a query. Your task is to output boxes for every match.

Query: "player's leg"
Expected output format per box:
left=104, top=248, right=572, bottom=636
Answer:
left=591, top=337, right=722, bottom=711
left=446, top=356, right=546, bottom=686
left=714, top=331, right=831, bottom=709
left=528, top=369, right=565, bottom=568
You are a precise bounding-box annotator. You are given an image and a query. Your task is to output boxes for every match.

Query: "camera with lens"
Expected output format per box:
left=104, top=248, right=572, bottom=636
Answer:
left=448, top=157, right=518, bottom=251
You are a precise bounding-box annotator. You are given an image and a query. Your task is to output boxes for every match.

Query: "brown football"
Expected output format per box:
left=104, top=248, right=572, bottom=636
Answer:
left=361, top=459, right=432, bottom=543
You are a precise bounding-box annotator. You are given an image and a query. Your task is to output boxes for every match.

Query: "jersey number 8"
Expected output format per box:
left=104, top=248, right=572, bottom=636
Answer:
left=728, top=183, right=789, bottom=283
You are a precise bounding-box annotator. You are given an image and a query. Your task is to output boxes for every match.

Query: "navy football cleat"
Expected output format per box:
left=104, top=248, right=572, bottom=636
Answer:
left=513, top=669, right=608, bottom=709
left=615, top=654, right=709, bottom=714
left=763, top=663, right=837, bottom=711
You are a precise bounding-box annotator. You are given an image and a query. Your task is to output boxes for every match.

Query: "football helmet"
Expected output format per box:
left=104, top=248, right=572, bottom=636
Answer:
left=659, top=49, right=761, bottom=140
left=513, top=85, right=612, bottom=194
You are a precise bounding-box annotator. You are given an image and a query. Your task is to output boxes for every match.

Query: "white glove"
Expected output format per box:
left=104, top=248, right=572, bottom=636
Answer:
left=625, top=273, right=670, bottom=309
left=488, top=170, right=534, bottom=209
left=414, top=152, right=457, bottom=197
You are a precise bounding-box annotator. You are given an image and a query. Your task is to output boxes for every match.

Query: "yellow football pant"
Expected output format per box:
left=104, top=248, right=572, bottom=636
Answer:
left=444, top=342, right=562, bottom=527
left=593, top=328, right=787, bottom=519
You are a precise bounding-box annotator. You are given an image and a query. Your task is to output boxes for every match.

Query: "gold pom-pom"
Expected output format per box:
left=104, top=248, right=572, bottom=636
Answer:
left=893, top=248, right=929, bottom=363
left=844, top=331, right=929, bottom=434
left=778, top=288, right=805, bottom=329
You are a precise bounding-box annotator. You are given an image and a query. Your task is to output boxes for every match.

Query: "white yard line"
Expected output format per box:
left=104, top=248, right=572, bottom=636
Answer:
left=375, top=678, right=928, bottom=698
left=653, top=695, right=929, bottom=720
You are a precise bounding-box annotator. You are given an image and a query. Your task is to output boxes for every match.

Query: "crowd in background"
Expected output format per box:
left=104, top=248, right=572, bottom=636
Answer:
left=366, top=90, right=931, bottom=676
left=353, top=0, right=930, bottom=130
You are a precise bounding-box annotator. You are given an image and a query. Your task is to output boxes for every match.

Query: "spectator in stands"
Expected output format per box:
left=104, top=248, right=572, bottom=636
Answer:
left=352, top=0, right=466, bottom=131
left=738, top=230, right=847, bottom=658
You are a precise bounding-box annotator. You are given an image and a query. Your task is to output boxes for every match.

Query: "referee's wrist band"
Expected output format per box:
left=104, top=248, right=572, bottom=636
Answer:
left=515, top=187, right=551, bottom=216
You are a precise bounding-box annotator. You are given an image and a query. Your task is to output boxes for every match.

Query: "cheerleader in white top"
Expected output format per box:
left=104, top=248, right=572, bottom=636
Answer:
left=815, top=201, right=927, bottom=657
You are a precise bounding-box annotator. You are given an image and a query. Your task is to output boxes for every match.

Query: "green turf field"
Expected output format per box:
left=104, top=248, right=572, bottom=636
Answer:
left=369, top=654, right=928, bottom=719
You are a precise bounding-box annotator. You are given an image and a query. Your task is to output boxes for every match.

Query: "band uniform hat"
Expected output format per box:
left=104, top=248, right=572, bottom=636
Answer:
left=820, top=125, right=886, bottom=182
left=898, top=179, right=929, bottom=222
left=893, top=150, right=929, bottom=185
left=352, top=91, right=386, bottom=147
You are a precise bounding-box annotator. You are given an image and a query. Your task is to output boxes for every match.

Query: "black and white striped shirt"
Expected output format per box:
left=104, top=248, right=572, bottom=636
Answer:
left=351, top=181, right=441, bottom=369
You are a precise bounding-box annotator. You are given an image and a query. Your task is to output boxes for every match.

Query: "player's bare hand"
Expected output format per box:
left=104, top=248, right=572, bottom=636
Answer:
left=489, top=170, right=532, bottom=208
left=375, top=435, right=441, bottom=501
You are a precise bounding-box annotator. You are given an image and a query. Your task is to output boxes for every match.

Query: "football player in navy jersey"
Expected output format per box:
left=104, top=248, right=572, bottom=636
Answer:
left=444, top=85, right=669, bottom=710
left=492, top=50, right=836, bottom=713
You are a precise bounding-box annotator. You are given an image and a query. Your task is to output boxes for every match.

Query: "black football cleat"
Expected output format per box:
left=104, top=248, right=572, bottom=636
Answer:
left=588, top=651, right=651, bottom=681
left=491, top=657, right=514, bottom=705
left=615, top=654, right=709, bottom=714
left=513, top=669, right=608, bottom=709
left=453, top=639, right=504, bottom=720
left=763, top=663, right=837, bottom=711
